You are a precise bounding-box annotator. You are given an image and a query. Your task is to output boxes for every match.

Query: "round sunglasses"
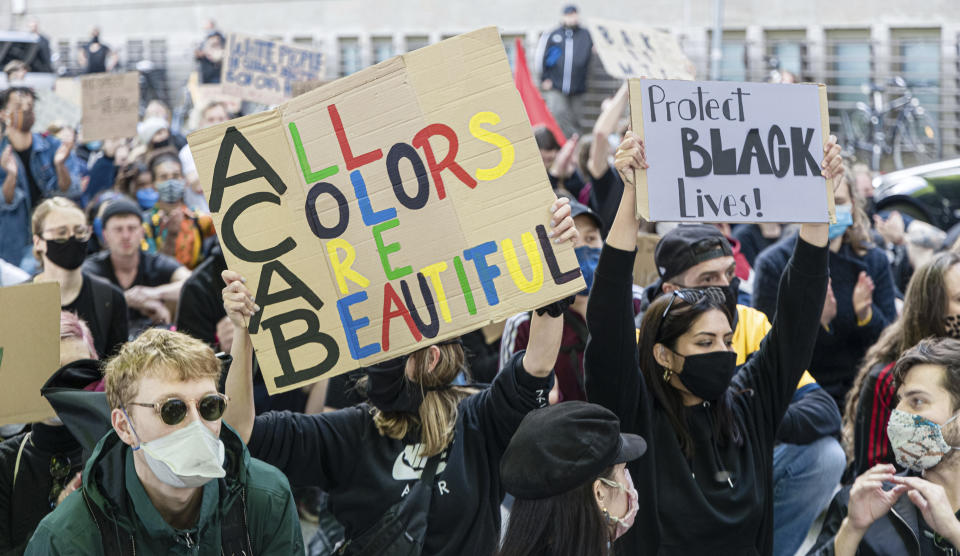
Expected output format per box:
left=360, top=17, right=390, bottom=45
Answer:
left=127, top=393, right=229, bottom=426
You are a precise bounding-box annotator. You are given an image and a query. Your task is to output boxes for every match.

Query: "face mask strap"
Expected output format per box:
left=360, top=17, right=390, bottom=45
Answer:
left=120, top=407, right=144, bottom=450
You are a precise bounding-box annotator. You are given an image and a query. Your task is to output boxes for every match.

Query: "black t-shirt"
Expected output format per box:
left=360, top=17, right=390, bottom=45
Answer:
left=83, top=43, right=109, bottom=73
left=62, top=273, right=129, bottom=358
left=83, top=250, right=182, bottom=333
left=15, top=147, right=41, bottom=209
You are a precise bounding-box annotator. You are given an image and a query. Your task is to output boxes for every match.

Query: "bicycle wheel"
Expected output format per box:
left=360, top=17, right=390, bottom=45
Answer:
left=893, top=109, right=941, bottom=169
left=846, top=107, right=872, bottom=150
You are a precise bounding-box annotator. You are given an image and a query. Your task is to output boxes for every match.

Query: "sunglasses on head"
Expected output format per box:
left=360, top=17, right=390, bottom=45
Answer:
left=127, top=393, right=229, bottom=426
left=655, top=288, right=728, bottom=340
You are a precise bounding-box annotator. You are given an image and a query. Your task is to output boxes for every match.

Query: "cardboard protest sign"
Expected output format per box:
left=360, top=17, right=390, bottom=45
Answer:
left=629, top=78, right=836, bottom=223
left=187, top=72, right=242, bottom=118
left=189, top=27, right=584, bottom=394
left=80, top=71, right=139, bottom=142
left=589, top=19, right=695, bottom=80
left=633, top=232, right=660, bottom=288
left=221, top=33, right=325, bottom=105
left=33, top=88, right=81, bottom=133
left=0, top=282, right=61, bottom=425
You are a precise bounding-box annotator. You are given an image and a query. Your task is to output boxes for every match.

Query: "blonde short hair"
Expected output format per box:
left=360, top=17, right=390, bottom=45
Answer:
left=105, top=328, right=221, bottom=410
left=31, top=196, right=85, bottom=264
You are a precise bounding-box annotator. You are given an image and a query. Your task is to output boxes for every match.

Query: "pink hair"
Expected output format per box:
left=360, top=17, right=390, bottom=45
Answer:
left=60, top=311, right=98, bottom=361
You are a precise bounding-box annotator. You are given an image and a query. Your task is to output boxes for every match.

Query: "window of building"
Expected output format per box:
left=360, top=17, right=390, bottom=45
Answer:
left=339, top=37, right=362, bottom=76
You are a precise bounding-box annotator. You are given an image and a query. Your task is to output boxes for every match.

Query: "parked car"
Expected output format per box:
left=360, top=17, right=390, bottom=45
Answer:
left=874, top=158, right=960, bottom=231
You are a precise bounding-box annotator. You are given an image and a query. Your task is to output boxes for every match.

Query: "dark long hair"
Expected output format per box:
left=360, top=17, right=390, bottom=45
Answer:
left=842, top=251, right=960, bottom=459
left=495, top=467, right=615, bottom=556
left=638, top=292, right=743, bottom=458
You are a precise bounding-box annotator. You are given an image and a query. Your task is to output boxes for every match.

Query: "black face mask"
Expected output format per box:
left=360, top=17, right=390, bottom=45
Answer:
left=151, top=138, right=171, bottom=149
left=44, top=237, right=88, bottom=270
left=365, top=356, right=424, bottom=414
left=675, top=350, right=738, bottom=401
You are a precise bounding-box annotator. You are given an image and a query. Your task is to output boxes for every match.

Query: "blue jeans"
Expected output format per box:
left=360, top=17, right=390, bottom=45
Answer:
left=773, top=436, right=846, bottom=556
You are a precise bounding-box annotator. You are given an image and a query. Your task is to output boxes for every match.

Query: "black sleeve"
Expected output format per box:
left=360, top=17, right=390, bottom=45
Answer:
left=323, top=370, right=365, bottom=410
left=807, top=488, right=850, bottom=556
left=776, top=385, right=842, bottom=445
left=462, top=351, right=554, bottom=458
left=751, top=238, right=792, bottom=321
left=175, top=273, right=224, bottom=347
left=584, top=244, right=644, bottom=433
left=106, top=287, right=129, bottom=357
left=247, top=407, right=366, bottom=490
left=737, top=238, right=829, bottom=441
left=150, top=253, right=184, bottom=284
left=590, top=167, right=624, bottom=236
left=0, top=435, right=22, bottom=552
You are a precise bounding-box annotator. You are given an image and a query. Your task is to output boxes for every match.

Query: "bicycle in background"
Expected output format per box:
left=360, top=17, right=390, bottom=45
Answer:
left=841, top=76, right=941, bottom=171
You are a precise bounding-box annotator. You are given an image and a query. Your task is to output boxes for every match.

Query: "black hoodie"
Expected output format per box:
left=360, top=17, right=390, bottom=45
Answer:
left=248, top=352, right=553, bottom=556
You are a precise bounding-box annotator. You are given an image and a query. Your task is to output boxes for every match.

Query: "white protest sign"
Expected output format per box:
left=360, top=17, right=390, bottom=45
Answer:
left=589, top=19, right=695, bottom=80
left=221, top=33, right=325, bottom=105
left=630, top=78, right=835, bottom=223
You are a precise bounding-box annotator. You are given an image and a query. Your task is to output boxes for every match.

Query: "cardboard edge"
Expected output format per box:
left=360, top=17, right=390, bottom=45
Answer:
left=818, top=83, right=837, bottom=224
left=628, top=79, right=651, bottom=221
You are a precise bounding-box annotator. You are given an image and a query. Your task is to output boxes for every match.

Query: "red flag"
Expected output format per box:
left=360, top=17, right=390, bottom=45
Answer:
left=513, top=38, right=566, bottom=146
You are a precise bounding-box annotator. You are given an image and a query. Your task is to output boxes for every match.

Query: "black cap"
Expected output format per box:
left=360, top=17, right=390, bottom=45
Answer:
left=563, top=4, right=578, bottom=14
left=100, top=198, right=143, bottom=227
left=569, top=199, right=604, bottom=234
left=655, top=224, right=734, bottom=282
left=500, top=401, right=646, bottom=500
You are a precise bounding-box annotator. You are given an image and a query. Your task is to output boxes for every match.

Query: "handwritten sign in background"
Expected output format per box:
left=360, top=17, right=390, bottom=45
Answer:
left=221, top=33, right=325, bottom=105
left=80, top=72, right=140, bottom=142
left=589, top=19, right=695, bottom=80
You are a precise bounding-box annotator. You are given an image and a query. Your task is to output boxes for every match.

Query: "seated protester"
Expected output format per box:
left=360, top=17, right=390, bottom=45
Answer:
left=497, top=402, right=646, bottom=556
left=81, top=138, right=131, bottom=208
left=220, top=198, right=576, bottom=556
left=25, top=328, right=304, bottom=554
left=843, top=251, right=960, bottom=477
left=142, top=152, right=216, bottom=270
left=84, top=198, right=190, bottom=335
left=142, top=100, right=187, bottom=152
left=753, top=164, right=897, bottom=408
left=501, top=200, right=643, bottom=402
left=584, top=131, right=841, bottom=555
left=114, top=161, right=155, bottom=210
left=0, top=87, right=79, bottom=273
left=0, top=312, right=99, bottom=554
left=812, top=338, right=960, bottom=555
left=535, top=125, right=586, bottom=199
left=31, top=197, right=128, bottom=358
left=179, top=101, right=232, bottom=213
left=582, top=82, right=628, bottom=236
left=733, top=223, right=784, bottom=268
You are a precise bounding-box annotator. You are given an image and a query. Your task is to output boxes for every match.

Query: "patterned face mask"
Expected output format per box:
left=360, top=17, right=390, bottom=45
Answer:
left=887, top=408, right=960, bottom=472
left=944, top=315, right=960, bottom=340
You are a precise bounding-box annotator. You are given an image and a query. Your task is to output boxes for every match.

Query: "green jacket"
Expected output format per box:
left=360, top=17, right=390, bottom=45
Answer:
left=24, top=424, right=303, bottom=555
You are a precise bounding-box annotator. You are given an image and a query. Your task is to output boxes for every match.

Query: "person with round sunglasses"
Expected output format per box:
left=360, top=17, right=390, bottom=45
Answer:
left=219, top=199, right=577, bottom=556
left=30, top=196, right=129, bottom=359
left=496, top=401, right=646, bottom=556
left=582, top=131, right=842, bottom=555
left=24, top=328, right=304, bottom=554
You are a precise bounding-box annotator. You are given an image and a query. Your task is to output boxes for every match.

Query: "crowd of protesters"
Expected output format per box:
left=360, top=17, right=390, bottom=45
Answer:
left=0, top=4, right=959, bottom=556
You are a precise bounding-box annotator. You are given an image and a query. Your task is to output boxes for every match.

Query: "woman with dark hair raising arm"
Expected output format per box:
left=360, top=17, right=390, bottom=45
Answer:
left=584, top=131, right=843, bottom=555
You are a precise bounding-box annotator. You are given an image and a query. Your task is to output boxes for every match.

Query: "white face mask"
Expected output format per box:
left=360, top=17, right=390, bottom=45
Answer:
left=126, top=416, right=226, bottom=488
left=887, top=408, right=960, bottom=472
